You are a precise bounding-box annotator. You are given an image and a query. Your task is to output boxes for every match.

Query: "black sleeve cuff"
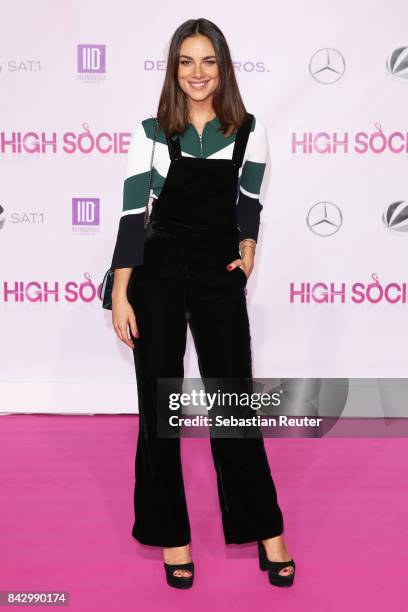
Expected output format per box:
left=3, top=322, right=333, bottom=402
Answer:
left=110, top=214, right=146, bottom=269
left=237, top=192, right=263, bottom=242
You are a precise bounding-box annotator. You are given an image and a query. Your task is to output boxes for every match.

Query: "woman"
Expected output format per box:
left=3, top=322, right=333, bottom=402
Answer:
left=110, top=18, right=295, bottom=589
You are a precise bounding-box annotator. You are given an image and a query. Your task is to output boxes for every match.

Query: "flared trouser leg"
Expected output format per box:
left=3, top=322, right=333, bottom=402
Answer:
left=129, top=269, right=192, bottom=547
left=187, top=284, right=284, bottom=544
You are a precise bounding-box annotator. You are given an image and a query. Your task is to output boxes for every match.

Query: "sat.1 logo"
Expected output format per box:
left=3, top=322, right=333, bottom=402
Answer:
left=0, top=204, right=5, bottom=229
left=382, top=201, right=408, bottom=233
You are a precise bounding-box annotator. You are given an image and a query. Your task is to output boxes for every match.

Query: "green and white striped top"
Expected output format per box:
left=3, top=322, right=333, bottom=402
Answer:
left=111, top=114, right=268, bottom=269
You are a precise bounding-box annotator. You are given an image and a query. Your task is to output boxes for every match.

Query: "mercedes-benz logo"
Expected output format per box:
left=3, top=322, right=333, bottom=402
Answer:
left=306, top=202, right=342, bottom=236
left=386, top=47, right=408, bottom=79
left=382, top=201, right=408, bottom=232
left=309, top=48, right=346, bottom=84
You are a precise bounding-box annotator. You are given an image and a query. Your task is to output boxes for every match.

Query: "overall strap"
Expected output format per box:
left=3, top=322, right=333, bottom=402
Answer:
left=232, top=113, right=254, bottom=168
left=166, top=133, right=182, bottom=160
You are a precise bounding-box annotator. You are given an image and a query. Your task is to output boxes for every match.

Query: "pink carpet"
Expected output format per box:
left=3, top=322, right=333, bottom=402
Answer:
left=0, top=415, right=406, bottom=611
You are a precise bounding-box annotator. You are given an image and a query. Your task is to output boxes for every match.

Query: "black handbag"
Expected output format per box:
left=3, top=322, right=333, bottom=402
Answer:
left=100, top=117, right=158, bottom=310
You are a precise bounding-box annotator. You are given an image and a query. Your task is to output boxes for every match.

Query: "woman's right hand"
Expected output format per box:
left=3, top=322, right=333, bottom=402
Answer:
left=112, top=295, right=139, bottom=349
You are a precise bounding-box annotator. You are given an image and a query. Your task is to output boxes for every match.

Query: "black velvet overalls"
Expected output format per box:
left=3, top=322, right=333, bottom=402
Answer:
left=128, top=112, right=284, bottom=547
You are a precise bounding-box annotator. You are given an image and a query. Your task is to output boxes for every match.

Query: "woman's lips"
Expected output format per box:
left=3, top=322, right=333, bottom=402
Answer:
left=188, top=80, right=209, bottom=89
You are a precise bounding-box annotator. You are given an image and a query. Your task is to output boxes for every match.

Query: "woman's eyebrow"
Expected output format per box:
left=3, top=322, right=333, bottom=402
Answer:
left=179, top=54, right=217, bottom=59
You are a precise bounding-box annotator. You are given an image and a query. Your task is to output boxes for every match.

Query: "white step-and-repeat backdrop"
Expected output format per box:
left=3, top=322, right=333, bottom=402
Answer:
left=1, top=0, right=408, bottom=413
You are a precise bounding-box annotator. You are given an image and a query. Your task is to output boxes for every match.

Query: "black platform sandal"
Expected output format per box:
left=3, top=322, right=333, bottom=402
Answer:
left=257, top=540, right=296, bottom=587
left=163, top=560, right=195, bottom=589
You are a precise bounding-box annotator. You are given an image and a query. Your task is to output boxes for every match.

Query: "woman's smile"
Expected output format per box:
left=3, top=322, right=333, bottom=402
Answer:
left=188, top=80, right=209, bottom=89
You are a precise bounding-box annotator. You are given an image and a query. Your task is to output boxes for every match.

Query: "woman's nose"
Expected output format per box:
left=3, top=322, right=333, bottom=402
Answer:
left=192, top=63, right=203, bottom=77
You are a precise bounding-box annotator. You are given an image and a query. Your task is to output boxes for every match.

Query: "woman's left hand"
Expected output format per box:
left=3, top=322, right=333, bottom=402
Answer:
left=226, top=257, right=253, bottom=279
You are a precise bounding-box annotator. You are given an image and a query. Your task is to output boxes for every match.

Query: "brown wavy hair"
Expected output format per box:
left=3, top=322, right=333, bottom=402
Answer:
left=156, top=18, right=248, bottom=138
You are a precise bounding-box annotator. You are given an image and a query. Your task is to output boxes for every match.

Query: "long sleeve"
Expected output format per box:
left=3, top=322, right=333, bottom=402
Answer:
left=236, top=116, right=268, bottom=243
left=110, top=119, right=154, bottom=269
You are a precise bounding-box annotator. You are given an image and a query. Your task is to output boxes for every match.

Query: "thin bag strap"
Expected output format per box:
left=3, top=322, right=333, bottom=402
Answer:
left=143, top=117, right=159, bottom=229
left=232, top=113, right=254, bottom=168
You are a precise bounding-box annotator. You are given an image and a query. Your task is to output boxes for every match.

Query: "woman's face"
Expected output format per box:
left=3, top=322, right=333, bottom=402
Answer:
left=177, top=34, right=220, bottom=105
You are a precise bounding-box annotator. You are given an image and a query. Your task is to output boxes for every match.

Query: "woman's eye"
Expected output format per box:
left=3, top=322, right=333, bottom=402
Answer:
left=180, top=60, right=216, bottom=66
